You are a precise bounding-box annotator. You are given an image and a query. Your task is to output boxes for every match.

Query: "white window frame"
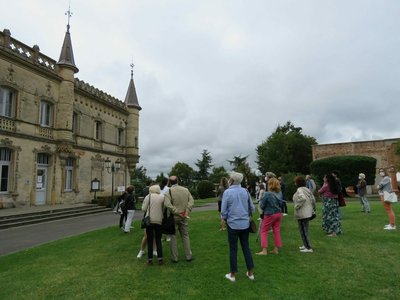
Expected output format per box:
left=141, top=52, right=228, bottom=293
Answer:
left=39, top=100, right=53, bottom=127
left=0, top=148, right=11, bottom=193
left=0, top=87, right=15, bottom=118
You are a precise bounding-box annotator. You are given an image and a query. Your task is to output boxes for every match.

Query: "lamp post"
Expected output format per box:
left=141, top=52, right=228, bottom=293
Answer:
left=105, top=157, right=121, bottom=203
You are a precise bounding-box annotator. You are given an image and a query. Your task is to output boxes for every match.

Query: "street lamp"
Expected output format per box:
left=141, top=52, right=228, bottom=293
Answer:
left=105, top=157, right=121, bottom=203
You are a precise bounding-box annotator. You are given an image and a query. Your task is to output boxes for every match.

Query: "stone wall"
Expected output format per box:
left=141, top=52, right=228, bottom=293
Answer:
left=312, top=138, right=400, bottom=189
left=312, top=138, right=400, bottom=169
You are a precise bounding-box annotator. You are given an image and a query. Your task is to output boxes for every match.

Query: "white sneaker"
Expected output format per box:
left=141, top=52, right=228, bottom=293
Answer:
left=246, top=272, right=255, bottom=280
left=225, top=273, right=235, bottom=282
left=299, top=246, right=306, bottom=250
left=300, top=248, right=313, bottom=253
left=283, top=213, right=288, bottom=216
left=384, top=225, right=396, bottom=230
left=136, top=250, right=145, bottom=258
left=383, top=224, right=391, bottom=229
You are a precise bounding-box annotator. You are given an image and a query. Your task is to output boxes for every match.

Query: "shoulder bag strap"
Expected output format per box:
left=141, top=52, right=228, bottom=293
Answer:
left=169, top=189, right=173, bottom=204
left=247, top=192, right=253, bottom=217
left=144, top=194, right=151, bottom=218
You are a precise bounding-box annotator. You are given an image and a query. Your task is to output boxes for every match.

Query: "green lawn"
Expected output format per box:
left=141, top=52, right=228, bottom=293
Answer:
left=1, top=199, right=399, bottom=300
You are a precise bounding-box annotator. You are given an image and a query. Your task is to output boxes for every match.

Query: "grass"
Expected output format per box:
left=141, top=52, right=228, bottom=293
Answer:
left=0, top=198, right=399, bottom=300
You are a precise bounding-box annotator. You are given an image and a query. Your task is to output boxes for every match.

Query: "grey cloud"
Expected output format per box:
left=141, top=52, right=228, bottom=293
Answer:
left=3, top=0, right=400, bottom=178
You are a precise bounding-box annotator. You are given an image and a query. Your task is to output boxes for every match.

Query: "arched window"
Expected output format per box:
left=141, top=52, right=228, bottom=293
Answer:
left=0, top=148, right=11, bottom=192
left=0, top=87, right=15, bottom=118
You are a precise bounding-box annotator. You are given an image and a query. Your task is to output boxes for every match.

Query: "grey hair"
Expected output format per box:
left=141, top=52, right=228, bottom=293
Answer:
left=149, top=184, right=161, bottom=194
left=229, top=171, right=244, bottom=184
left=359, top=173, right=366, bottom=179
left=265, top=172, right=276, bottom=178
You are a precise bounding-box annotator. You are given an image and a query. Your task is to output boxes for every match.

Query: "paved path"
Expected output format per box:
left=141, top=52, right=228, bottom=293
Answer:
left=0, top=203, right=217, bottom=256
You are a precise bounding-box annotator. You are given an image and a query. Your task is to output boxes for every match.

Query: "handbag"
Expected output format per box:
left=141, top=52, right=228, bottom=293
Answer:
left=247, top=194, right=257, bottom=233
left=141, top=215, right=151, bottom=228
left=162, top=208, right=175, bottom=234
left=309, top=211, right=316, bottom=221
left=249, top=219, right=257, bottom=233
left=140, top=194, right=151, bottom=229
left=338, top=193, right=346, bottom=207
left=383, top=191, right=398, bottom=203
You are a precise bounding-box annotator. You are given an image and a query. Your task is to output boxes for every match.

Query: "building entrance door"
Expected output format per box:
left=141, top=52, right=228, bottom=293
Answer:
left=35, top=167, right=47, bottom=205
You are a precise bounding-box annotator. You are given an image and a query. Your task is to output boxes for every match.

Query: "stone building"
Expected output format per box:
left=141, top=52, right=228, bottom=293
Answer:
left=0, top=24, right=141, bottom=208
left=312, top=138, right=400, bottom=187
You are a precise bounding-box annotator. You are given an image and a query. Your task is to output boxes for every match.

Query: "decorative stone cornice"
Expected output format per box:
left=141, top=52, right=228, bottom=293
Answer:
left=0, top=29, right=58, bottom=75
left=75, top=78, right=127, bottom=110
left=0, top=137, right=21, bottom=151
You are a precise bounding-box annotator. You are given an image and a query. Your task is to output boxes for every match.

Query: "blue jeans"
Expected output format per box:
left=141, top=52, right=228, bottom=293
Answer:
left=359, top=196, right=370, bottom=212
left=227, top=225, right=254, bottom=273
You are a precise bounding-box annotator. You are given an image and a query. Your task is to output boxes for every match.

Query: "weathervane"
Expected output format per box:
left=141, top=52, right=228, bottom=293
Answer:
left=65, top=0, right=73, bottom=31
left=130, top=59, right=135, bottom=79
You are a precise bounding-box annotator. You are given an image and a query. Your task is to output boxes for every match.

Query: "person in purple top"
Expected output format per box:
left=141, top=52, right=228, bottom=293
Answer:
left=221, top=171, right=255, bottom=282
left=318, top=174, right=341, bottom=236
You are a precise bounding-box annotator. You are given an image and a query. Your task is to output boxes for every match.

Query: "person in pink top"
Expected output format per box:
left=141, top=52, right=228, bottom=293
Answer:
left=318, top=174, right=341, bottom=236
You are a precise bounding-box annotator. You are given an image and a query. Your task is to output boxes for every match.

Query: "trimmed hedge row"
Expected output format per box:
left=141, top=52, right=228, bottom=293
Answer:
left=310, top=155, right=377, bottom=187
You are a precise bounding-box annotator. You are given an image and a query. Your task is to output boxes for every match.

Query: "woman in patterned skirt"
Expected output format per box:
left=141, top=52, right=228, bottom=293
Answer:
left=318, top=174, right=341, bottom=236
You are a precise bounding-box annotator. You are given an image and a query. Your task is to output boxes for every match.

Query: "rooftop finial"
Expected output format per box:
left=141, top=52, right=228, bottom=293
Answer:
left=65, top=1, right=73, bottom=32
left=130, top=60, right=134, bottom=79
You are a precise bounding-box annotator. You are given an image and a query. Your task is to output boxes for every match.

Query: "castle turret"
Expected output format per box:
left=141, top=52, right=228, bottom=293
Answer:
left=125, top=66, right=141, bottom=171
left=56, top=15, right=78, bottom=142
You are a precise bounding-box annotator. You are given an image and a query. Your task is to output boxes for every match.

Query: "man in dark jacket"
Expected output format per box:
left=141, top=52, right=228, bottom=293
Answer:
left=122, top=186, right=136, bottom=233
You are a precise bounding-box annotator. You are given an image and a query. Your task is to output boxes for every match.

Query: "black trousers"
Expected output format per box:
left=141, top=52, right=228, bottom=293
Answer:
left=146, top=224, right=163, bottom=261
left=119, top=211, right=127, bottom=228
left=298, top=219, right=311, bottom=249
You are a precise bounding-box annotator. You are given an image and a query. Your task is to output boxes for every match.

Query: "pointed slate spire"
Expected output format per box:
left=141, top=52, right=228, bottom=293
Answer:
left=125, top=63, right=141, bottom=110
left=57, top=7, right=79, bottom=73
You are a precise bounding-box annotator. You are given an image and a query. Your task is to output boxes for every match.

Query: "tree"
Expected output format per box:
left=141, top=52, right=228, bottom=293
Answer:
left=155, top=172, right=167, bottom=184
left=131, top=166, right=151, bottom=197
left=228, top=155, right=249, bottom=171
left=195, top=149, right=213, bottom=181
left=256, top=121, right=317, bottom=175
left=131, top=166, right=151, bottom=183
left=169, top=162, right=195, bottom=187
left=209, top=166, right=229, bottom=184
left=197, top=180, right=215, bottom=199
left=228, top=155, right=252, bottom=186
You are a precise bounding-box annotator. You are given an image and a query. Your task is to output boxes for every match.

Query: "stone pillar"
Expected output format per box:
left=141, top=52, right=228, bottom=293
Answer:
left=388, top=166, right=399, bottom=195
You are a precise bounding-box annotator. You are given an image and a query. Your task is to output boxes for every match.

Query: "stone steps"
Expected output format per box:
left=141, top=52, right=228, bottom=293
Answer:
left=0, top=205, right=111, bottom=230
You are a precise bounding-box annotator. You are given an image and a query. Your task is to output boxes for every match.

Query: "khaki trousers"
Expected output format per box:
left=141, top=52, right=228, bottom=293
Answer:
left=170, top=216, right=192, bottom=261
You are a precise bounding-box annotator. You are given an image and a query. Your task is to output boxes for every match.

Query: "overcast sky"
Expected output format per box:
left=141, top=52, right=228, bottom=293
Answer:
left=2, top=0, right=400, bottom=178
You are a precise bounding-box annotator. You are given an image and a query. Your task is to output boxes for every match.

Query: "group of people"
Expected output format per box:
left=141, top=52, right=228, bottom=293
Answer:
left=116, top=176, right=195, bottom=266
left=116, top=166, right=396, bottom=280
left=219, top=167, right=397, bottom=282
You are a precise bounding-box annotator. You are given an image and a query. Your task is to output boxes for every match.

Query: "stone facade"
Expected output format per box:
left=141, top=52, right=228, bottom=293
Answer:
left=312, top=138, right=400, bottom=187
left=0, top=27, right=141, bottom=208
